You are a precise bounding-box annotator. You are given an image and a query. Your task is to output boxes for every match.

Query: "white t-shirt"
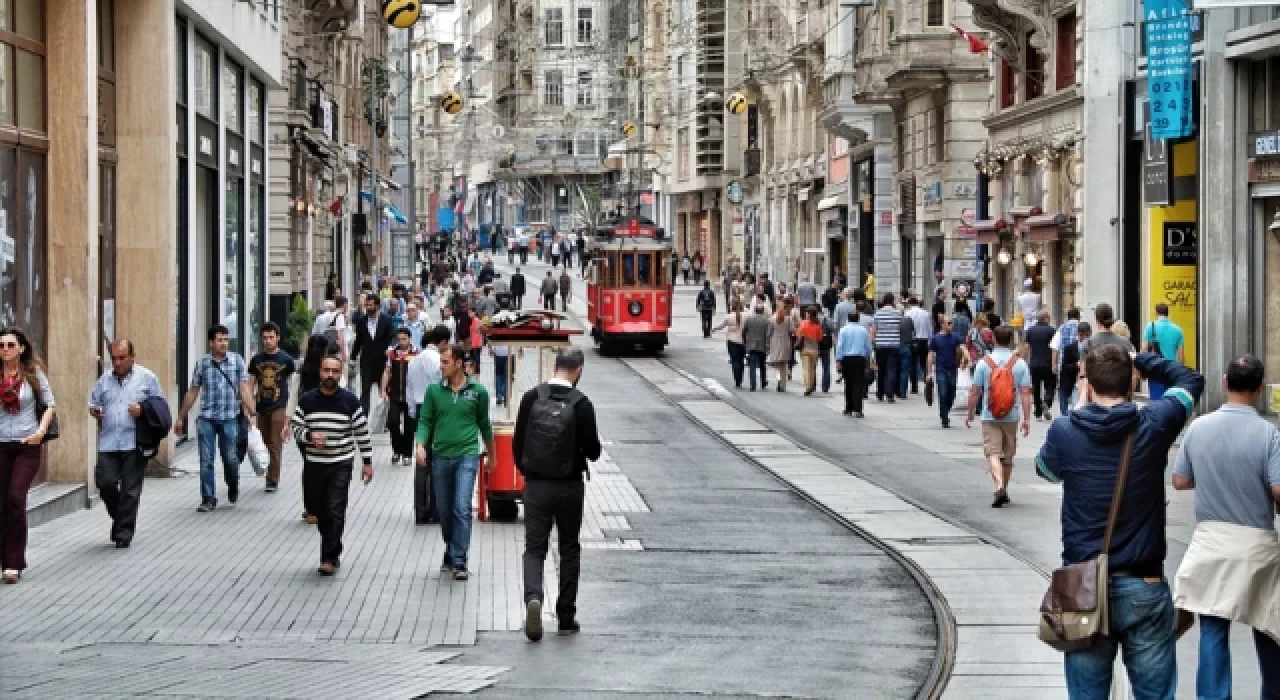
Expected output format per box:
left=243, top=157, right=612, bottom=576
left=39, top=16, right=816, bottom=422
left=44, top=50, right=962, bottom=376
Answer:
left=1017, top=291, right=1042, bottom=327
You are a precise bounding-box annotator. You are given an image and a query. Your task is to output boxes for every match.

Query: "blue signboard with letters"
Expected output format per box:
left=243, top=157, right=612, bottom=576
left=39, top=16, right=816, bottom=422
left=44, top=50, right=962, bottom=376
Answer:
left=1144, top=0, right=1195, bottom=141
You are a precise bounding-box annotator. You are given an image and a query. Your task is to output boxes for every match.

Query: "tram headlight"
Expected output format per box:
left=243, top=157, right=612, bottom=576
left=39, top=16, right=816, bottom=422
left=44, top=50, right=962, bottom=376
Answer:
left=628, top=300, right=643, bottom=317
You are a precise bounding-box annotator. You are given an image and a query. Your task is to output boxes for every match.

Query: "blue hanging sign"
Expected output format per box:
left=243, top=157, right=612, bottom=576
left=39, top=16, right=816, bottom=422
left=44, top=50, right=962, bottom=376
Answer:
left=1145, top=0, right=1195, bottom=141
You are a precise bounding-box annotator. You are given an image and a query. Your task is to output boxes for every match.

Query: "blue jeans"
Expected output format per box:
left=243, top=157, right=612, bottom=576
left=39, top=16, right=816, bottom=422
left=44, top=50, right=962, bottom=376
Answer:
left=494, top=355, right=510, bottom=402
left=935, top=367, right=957, bottom=421
left=197, top=417, right=240, bottom=502
left=1197, top=614, right=1280, bottom=700
left=432, top=454, right=480, bottom=570
left=897, top=344, right=915, bottom=396
left=1064, top=576, right=1177, bottom=700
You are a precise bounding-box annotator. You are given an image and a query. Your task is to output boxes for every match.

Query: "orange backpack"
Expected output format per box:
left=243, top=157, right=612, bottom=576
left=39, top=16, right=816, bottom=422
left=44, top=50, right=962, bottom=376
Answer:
left=984, top=354, right=1020, bottom=419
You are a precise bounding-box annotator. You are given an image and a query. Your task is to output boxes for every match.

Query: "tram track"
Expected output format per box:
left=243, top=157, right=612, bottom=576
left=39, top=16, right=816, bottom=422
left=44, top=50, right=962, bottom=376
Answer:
left=613, top=353, right=958, bottom=700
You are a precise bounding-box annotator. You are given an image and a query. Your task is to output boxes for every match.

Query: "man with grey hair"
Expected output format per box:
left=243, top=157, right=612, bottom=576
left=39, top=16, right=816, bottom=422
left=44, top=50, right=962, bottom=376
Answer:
left=512, top=346, right=603, bottom=641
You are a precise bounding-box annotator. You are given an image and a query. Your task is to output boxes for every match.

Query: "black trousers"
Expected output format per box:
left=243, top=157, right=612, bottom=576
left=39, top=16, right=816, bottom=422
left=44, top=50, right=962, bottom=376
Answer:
left=1031, top=366, right=1058, bottom=417
left=302, top=458, right=353, bottom=564
left=912, top=339, right=930, bottom=392
left=841, top=356, right=867, bottom=414
left=543, top=294, right=557, bottom=310
left=358, top=369, right=382, bottom=416
left=97, top=449, right=146, bottom=543
left=386, top=400, right=414, bottom=458
left=519, top=248, right=529, bottom=264
left=523, top=479, right=585, bottom=622
left=701, top=310, right=714, bottom=337
left=513, top=294, right=524, bottom=309
left=874, top=347, right=898, bottom=400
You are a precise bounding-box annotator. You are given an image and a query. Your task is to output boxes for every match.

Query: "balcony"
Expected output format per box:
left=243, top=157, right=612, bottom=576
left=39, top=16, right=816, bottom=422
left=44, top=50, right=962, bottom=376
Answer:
left=309, top=0, right=360, bottom=28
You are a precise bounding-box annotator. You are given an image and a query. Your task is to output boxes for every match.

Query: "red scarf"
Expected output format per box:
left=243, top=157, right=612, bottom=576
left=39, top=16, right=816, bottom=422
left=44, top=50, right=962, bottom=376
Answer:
left=0, top=371, right=22, bottom=415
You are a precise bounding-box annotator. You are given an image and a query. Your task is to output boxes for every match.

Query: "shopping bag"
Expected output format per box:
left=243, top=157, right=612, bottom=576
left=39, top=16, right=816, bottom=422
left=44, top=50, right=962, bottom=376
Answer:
left=369, top=397, right=390, bottom=435
left=246, top=426, right=269, bottom=476
left=953, top=370, right=974, bottom=415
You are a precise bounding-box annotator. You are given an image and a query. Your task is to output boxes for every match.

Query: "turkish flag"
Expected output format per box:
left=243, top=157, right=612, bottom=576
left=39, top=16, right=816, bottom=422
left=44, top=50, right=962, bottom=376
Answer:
left=329, top=195, right=344, bottom=216
left=952, top=24, right=990, bottom=54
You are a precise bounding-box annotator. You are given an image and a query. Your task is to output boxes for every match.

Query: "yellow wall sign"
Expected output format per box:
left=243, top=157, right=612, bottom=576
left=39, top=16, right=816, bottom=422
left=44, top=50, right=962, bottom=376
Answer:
left=1148, top=140, right=1197, bottom=368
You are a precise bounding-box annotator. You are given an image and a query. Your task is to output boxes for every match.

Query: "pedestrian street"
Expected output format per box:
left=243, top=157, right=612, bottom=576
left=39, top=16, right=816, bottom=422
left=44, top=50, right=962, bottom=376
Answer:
left=0, top=421, right=649, bottom=698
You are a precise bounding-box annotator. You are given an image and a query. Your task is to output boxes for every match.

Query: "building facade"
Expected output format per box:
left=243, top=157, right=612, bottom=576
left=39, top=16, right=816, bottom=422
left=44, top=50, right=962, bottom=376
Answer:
left=25, top=0, right=278, bottom=506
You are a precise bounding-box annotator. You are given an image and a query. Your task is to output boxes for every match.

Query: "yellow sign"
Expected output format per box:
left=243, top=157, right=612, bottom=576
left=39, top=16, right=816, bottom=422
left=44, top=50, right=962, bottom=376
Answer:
left=1147, top=140, right=1197, bottom=368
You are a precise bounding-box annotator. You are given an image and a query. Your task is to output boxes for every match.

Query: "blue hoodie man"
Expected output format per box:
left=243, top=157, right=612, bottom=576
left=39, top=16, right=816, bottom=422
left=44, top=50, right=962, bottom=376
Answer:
left=1035, top=347, right=1204, bottom=699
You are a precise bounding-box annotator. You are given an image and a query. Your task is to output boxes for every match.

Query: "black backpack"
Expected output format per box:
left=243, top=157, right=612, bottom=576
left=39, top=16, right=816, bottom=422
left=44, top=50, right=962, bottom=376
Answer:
left=520, top=385, right=584, bottom=479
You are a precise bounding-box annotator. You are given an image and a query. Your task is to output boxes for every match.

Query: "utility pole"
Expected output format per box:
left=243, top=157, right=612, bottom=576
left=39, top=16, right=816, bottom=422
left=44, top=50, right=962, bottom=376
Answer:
left=363, top=57, right=390, bottom=275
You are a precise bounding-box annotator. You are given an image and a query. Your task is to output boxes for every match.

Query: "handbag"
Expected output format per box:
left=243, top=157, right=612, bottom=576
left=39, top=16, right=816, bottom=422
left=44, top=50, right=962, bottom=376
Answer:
left=212, top=360, right=250, bottom=465
left=1037, top=434, right=1135, bottom=652
left=30, top=377, right=59, bottom=443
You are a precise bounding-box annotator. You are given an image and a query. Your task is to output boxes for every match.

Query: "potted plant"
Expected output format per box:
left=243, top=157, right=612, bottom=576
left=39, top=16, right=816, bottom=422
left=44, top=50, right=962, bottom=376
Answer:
left=284, top=294, right=315, bottom=356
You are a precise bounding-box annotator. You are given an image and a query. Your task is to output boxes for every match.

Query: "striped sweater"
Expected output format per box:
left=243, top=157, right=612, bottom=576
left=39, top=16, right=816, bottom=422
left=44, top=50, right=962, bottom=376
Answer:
left=290, top=387, right=374, bottom=465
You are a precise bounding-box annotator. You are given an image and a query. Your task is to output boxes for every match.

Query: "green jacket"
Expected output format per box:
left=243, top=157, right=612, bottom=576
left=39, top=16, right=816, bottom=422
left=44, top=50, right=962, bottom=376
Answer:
left=416, top=377, right=493, bottom=457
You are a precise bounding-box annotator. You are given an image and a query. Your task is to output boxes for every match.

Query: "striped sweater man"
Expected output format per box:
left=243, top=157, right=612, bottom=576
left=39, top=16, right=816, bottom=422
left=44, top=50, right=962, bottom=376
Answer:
left=289, top=366, right=374, bottom=575
left=290, top=387, right=374, bottom=466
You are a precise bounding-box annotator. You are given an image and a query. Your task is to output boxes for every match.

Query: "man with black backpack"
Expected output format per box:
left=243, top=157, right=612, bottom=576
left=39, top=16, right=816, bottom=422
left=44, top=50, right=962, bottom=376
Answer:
left=512, top=347, right=602, bottom=642
left=696, top=281, right=717, bottom=338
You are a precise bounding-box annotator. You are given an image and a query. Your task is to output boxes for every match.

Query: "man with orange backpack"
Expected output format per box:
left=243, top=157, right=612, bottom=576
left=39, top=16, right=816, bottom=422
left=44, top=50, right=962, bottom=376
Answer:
left=965, top=325, right=1032, bottom=508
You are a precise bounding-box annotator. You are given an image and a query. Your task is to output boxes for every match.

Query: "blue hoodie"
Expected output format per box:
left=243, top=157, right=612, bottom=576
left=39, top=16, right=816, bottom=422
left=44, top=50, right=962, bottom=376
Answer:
left=1036, top=353, right=1204, bottom=576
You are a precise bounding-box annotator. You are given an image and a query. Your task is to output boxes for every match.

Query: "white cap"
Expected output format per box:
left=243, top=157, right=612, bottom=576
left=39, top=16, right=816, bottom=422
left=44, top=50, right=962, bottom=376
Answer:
left=1023, top=278, right=1033, bottom=288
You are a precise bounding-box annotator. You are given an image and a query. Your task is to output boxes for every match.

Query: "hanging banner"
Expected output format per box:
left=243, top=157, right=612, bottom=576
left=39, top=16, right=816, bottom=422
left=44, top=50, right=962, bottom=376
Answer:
left=1144, top=0, right=1195, bottom=140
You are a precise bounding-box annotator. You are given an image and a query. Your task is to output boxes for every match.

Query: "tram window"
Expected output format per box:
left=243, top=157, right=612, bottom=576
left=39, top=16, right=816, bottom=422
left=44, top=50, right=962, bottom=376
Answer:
left=654, top=255, right=666, bottom=286
left=637, top=254, right=652, bottom=285
left=622, top=253, right=636, bottom=285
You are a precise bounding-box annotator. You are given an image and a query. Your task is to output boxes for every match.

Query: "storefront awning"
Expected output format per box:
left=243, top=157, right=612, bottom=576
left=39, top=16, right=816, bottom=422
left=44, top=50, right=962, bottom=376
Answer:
left=816, top=195, right=842, bottom=211
left=1025, top=213, right=1074, bottom=242
left=968, top=219, right=1009, bottom=245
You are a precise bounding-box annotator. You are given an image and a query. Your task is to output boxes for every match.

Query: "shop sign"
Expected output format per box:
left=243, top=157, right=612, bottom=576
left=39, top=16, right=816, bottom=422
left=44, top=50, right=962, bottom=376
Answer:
left=953, top=182, right=977, bottom=199
left=1148, top=139, right=1199, bottom=368
left=1143, top=0, right=1195, bottom=140
left=1249, top=130, right=1280, bottom=158
left=1249, top=158, right=1280, bottom=183
left=1162, top=221, right=1197, bottom=265
left=922, top=181, right=943, bottom=206
left=949, top=260, right=979, bottom=279
left=726, top=180, right=744, bottom=204
left=1144, top=118, right=1173, bottom=206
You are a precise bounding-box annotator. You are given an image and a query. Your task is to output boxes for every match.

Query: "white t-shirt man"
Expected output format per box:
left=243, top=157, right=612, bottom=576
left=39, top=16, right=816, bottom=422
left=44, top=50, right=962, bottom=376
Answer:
left=1017, top=281, right=1042, bottom=328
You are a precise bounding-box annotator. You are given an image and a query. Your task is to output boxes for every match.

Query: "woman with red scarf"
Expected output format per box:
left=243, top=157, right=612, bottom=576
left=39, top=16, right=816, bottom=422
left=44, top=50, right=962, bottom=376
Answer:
left=0, top=328, right=56, bottom=584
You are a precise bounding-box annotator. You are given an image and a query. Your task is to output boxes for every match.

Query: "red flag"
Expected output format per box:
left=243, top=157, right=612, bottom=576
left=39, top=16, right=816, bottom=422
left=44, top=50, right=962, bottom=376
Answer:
left=329, top=195, right=344, bottom=216
left=952, top=24, right=990, bottom=54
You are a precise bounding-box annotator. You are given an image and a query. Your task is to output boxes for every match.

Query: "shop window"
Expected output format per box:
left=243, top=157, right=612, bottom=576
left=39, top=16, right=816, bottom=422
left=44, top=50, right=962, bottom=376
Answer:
left=622, top=253, right=635, bottom=285
left=0, top=148, right=47, bottom=348
left=225, top=179, right=242, bottom=353
left=15, top=49, right=41, bottom=130
left=13, top=0, right=40, bottom=41
left=1055, top=12, right=1076, bottom=91
left=1269, top=56, right=1280, bottom=131
left=1025, top=32, right=1045, bottom=101
left=0, top=46, right=10, bottom=126
left=224, top=60, right=242, bottom=133
left=1000, top=58, right=1016, bottom=109
left=194, top=36, right=216, bottom=120
left=249, top=81, right=263, bottom=144
left=248, top=184, right=263, bottom=354
left=637, top=254, right=652, bottom=285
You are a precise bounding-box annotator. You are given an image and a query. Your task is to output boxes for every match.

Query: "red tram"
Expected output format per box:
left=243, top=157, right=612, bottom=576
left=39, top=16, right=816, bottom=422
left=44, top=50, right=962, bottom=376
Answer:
left=586, top=217, right=674, bottom=354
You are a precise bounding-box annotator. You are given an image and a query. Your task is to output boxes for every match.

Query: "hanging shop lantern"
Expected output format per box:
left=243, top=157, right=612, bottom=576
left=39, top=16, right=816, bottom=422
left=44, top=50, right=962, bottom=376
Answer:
left=382, top=0, right=421, bottom=29
left=440, top=91, right=465, bottom=115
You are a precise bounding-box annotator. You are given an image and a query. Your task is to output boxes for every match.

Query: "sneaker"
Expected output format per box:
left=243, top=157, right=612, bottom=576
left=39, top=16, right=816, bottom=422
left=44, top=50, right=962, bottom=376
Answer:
left=441, top=560, right=454, bottom=574
left=524, top=599, right=544, bottom=642
left=197, top=499, right=216, bottom=513
left=227, top=484, right=239, bottom=505
left=557, top=620, right=581, bottom=636
left=453, top=569, right=470, bottom=581
left=265, top=481, right=278, bottom=493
